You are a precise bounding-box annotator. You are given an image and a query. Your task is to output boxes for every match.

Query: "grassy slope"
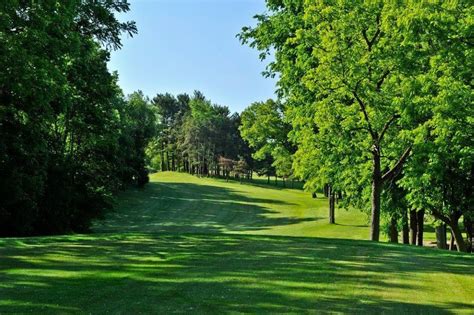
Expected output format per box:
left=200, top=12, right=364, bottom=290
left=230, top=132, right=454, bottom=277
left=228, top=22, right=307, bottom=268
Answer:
left=95, top=172, right=370, bottom=240
left=0, top=172, right=472, bottom=314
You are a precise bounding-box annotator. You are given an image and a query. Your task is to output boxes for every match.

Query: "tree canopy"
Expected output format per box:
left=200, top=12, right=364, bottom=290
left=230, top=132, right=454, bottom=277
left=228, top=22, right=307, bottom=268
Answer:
left=239, top=0, right=473, bottom=249
left=0, top=1, right=155, bottom=235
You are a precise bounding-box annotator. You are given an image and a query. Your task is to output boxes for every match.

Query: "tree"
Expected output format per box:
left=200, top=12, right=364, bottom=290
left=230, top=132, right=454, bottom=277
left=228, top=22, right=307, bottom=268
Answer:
left=152, top=93, right=190, bottom=171
left=239, top=0, right=471, bottom=242
left=218, top=157, right=235, bottom=181
left=0, top=0, right=150, bottom=236
left=121, top=91, right=157, bottom=187
left=240, top=99, right=294, bottom=185
left=397, top=2, right=473, bottom=252
left=234, top=157, right=249, bottom=183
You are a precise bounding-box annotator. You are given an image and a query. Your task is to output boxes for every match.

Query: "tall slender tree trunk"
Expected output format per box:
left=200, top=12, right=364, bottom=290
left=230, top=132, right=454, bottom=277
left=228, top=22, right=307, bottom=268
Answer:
left=267, top=175, right=270, bottom=184
left=389, top=216, right=398, bottom=243
left=402, top=209, right=409, bottom=244
left=329, top=186, right=335, bottom=224
left=172, top=152, right=175, bottom=171
left=436, top=224, right=447, bottom=250
left=410, top=210, right=417, bottom=245
left=370, top=153, right=382, bottom=241
left=416, top=209, right=424, bottom=246
left=160, top=141, right=165, bottom=171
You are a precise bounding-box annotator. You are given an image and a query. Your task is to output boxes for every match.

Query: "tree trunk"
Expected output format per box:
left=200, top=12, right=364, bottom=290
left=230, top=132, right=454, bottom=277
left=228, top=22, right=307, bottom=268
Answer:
left=267, top=175, right=270, bottom=184
left=324, top=184, right=329, bottom=197
left=464, top=216, right=473, bottom=253
left=449, top=221, right=467, bottom=252
left=171, top=152, right=175, bottom=171
left=449, top=230, right=455, bottom=251
left=329, top=187, right=335, bottom=224
left=416, top=209, right=424, bottom=246
left=160, top=141, right=165, bottom=171
left=370, top=153, right=382, bottom=241
left=409, top=210, right=417, bottom=245
left=402, top=209, right=409, bottom=244
left=389, top=216, right=398, bottom=243
left=435, top=224, right=447, bottom=250
left=275, top=176, right=277, bottom=186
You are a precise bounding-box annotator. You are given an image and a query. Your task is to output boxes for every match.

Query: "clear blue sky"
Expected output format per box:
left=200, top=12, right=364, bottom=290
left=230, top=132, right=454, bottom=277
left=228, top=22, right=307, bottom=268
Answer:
left=108, top=0, right=276, bottom=113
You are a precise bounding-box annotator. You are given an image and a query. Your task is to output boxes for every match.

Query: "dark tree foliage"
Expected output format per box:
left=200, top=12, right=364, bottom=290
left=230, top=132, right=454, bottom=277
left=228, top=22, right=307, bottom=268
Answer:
left=0, top=1, right=155, bottom=236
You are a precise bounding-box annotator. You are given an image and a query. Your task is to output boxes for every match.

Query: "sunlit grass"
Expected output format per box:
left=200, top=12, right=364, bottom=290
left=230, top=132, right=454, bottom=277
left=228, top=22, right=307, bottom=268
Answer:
left=0, top=172, right=472, bottom=313
left=95, top=172, right=371, bottom=240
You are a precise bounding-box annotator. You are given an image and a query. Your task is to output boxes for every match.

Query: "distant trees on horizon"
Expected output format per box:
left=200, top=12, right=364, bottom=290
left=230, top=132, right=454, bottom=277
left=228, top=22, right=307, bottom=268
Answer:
left=146, top=90, right=253, bottom=179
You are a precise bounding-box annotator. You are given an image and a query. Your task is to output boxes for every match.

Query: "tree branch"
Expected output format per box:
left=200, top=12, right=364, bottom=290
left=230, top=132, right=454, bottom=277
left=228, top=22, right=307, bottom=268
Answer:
left=352, top=90, right=377, bottom=140
left=362, top=30, right=371, bottom=51
left=376, top=70, right=390, bottom=92
left=430, top=207, right=451, bottom=225
left=382, top=146, right=412, bottom=182
left=378, top=114, right=400, bottom=143
left=362, top=14, right=382, bottom=52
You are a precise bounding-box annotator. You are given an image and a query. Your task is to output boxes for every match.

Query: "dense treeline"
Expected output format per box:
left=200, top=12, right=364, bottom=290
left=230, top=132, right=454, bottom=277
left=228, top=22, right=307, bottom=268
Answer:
left=147, top=91, right=253, bottom=178
left=0, top=1, right=156, bottom=236
left=239, top=0, right=473, bottom=251
left=147, top=91, right=302, bottom=186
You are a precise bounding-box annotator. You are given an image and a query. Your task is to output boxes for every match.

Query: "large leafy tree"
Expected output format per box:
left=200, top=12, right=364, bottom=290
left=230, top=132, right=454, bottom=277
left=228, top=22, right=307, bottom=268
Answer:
left=0, top=1, right=150, bottom=236
left=399, top=2, right=473, bottom=251
left=240, top=99, right=293, bottom=184
left=239, top=0, right=472, bottom=242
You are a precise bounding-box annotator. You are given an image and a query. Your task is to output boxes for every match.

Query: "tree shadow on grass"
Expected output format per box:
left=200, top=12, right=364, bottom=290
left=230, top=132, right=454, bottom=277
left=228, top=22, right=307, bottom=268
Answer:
left=93, top=181, right=319, bottom=235
left=334, top=223, right=368, bottom=228
left=0, top=234, right=472, bottom=313
left=215, top=175, right=305, bottom=191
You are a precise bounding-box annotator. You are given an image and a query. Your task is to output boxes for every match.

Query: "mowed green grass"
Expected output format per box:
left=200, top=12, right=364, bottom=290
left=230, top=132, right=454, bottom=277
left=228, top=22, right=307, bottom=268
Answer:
left=0, top=172, right=473, bottom=314
left=95, top=172, right=370, bottom=240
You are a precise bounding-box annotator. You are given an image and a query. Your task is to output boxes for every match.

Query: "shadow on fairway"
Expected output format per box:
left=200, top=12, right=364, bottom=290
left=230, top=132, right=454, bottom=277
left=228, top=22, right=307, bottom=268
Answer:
left=93, top=181, right=320, bottom=235
left=0, top=234, right=472, bottom=313
left=217, top=176, right=305, bottom=191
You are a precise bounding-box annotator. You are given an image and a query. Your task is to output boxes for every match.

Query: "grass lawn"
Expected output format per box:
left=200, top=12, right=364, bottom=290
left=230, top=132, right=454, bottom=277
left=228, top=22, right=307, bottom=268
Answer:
left=1, top=172, right=473, bottom=313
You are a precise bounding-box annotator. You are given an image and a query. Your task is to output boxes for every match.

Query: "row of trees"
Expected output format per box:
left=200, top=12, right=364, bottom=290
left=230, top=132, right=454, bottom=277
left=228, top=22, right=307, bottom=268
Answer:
left=0, top=1, right=156, bottom=236
left=239, top=0, right=473, bottom=251
left=147, top=92, right=302, bottom=186
left=147, top=91, right=253, bottom=178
